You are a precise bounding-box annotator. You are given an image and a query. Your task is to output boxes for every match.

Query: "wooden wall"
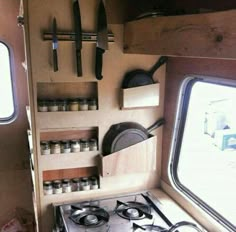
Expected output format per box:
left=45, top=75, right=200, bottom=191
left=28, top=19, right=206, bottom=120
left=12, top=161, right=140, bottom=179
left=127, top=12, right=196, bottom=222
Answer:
left=162, top=57, right=236, bottom=184
left=0, top=0, right=33, bottom=227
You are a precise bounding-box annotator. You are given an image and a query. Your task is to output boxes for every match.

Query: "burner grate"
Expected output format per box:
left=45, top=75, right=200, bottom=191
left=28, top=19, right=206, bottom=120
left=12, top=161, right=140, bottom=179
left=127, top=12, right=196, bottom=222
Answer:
left=133, top=223, right=167, bottom=231
left=69, top=205, right=109, bottom=228
left=115, top=200, right=153, bottom=220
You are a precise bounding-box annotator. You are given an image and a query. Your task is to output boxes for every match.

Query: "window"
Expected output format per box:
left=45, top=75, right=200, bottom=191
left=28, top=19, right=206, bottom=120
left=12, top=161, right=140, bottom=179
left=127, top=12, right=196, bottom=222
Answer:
left=0, top=42, right=15, bottom=123
left=169, top=76, right=236, bottom=232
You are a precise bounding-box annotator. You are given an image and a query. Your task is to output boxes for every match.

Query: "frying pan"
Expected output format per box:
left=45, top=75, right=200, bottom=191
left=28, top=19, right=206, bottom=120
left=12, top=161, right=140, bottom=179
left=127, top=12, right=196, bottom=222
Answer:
left=121, top=56, right=168, bottom=89
left=102, top=118, right=165, bottom=156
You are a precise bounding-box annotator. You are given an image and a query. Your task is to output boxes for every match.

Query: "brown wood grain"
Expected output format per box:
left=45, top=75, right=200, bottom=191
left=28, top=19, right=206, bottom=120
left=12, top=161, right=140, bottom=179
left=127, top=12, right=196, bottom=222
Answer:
left=40, top=128, right=98, bottom=141
left=43, top=166, right=98, bottom=181
left=124, top=10, right=236, bottom=59
left=162, top=57, right=236, bottom=184
left=37, top=82, right=98, bottom=100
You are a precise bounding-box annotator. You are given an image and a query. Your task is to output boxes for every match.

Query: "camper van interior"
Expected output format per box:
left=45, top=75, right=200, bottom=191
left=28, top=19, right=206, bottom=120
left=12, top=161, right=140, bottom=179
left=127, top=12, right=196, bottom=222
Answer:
left=1, top=0, right=236, bottom=231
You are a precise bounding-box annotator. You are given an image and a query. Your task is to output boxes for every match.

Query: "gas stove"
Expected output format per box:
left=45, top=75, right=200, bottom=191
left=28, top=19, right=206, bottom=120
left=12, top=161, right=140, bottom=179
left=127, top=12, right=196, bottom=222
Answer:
left=53, top=191, right=173, bottom=232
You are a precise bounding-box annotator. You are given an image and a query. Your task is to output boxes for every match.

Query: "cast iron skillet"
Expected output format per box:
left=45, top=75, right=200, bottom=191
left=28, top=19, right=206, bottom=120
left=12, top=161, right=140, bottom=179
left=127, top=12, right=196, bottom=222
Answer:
left=102, top=118, right=165, bottom=156
left=121, top=56, right=168, bottom=89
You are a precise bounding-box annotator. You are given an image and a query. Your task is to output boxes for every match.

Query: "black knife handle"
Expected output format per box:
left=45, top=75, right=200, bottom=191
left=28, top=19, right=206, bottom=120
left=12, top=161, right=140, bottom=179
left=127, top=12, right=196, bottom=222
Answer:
left=76, top=50, right=82, bottom=77
left=53, top=49, right=58, bottom=72
left=95, top=47, right=105, bottom=80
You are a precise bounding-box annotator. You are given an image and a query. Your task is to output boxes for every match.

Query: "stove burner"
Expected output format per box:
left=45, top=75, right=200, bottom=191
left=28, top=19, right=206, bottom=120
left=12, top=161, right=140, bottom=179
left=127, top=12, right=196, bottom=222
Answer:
left=69, top=205, right=109, bottom=228
left=84, top=214, right=99, bottom=226
left=115, top=200, right=153, bottom=220
left=133, top=223, right=167, bottom=231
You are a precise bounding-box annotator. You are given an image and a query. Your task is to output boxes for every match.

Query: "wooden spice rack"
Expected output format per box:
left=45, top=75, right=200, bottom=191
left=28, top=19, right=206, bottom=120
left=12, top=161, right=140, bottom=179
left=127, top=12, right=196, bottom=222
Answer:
left=100, top=135, right=157, bottom=177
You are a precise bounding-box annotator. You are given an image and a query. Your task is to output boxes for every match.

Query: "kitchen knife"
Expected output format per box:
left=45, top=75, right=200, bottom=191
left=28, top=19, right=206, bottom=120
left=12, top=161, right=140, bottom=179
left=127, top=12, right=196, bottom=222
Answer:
left=95, top=0, right=108, bottom=80
left=52, top=17, right=58, bottom=72
left=73, top=0, right=82, bottom=77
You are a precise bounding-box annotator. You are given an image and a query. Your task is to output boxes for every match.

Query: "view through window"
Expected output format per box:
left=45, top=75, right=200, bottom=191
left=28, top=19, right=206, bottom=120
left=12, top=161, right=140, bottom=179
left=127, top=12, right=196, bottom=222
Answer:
left=0, top=42, right=15, bottom=122
left=172, top=78, right=236, bottom=230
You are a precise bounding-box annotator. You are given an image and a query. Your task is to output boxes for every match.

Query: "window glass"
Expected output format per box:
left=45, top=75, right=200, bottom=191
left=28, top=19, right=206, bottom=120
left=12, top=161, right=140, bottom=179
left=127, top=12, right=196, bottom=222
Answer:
left=170, top=77, right=236, bottom=231
left=0, top=42, right=15, bottom=121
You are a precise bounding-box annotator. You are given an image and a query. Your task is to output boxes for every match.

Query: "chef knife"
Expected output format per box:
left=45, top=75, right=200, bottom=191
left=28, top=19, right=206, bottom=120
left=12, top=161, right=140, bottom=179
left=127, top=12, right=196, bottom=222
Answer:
left=95, top=0, right=108, bottom=80
left=52, top=17, right=58, bottom=72
left=73, top=0, right=82, bottom=77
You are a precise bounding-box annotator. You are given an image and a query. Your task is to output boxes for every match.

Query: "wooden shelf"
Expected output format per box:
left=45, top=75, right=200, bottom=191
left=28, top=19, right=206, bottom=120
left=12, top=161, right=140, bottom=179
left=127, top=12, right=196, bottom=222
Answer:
left=100, top=136, right=157, bottom=177
left=39, top=151, right=99, bottom=171
left=124, top=10, right=236, bottom=59
left=120, top=83, right=160, bottom=109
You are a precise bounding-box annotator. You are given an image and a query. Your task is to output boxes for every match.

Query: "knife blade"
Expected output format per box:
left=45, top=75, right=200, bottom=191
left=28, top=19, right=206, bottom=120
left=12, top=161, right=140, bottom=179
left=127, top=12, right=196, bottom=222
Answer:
left=73, top=0, right=82, bottom=77
left=95, top=0, right=108, bottom=80
left=52, top=17, right=58, bottom=72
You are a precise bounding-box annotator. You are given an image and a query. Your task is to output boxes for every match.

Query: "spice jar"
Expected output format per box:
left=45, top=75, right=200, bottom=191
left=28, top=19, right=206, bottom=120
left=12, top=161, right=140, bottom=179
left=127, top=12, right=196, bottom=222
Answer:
left=43, top=181, right=53, bottom=195
left=62, top=179, right=72, bottom=193
left=58, top=99, right=68, bottom=111
left=89, top=176, right=99, bottom=190
left=60, top=140, right=71, bottom=154
left=80, top=139, right=90, bottom=152
left=79, top=99, right=89, bottom=111
left=48, top=100, right=59, bottom=112
left=40, top=141, right=50, bottom=155
left=71, top=140, right=80, bottom=153
left=80, top=177, right=90, bottom=191
left=50, top=140, right=61, bottom=154
left=89, top=138, right=98, bottom=151
left=53, top=180, right=62, bottom=194
left=72, top=178, right=80, bottom=191
left=68, top=99, right=79, bottom=111
left=38, top=100, right=48, bottom=112
left=88, top=98, right=98, bottom=110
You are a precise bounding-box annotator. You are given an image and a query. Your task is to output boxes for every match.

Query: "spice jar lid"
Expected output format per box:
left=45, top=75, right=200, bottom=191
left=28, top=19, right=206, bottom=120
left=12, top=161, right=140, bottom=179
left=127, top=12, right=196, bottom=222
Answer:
left=80, top=177, right=89, bottom=184
left=71, top=139, right=80, bottom=144
left=80, top=139, right=89, bottom=144
left=51, top=140, right=60, bottom=145
left=48, top=99, right=58, bottom=105
left=89, top=176, right=98, bottom=185
left=69, top=98, right=79, bottom=103
left=72, top=178, right=80, bottom=183
left=40, top=141, right=49, bottom=145
left=62, top=179, right=70, bottom=184
left=80, top=98, right=88, bottom=104
left=89, top=138, right=97, bottom=144
left=61, top=140, right=70, bottom=144
left=53, top=180, right=62, bottom=188
left=88, top=98, right=97, bottom=104
left=43, top=181, right=52, bottom=187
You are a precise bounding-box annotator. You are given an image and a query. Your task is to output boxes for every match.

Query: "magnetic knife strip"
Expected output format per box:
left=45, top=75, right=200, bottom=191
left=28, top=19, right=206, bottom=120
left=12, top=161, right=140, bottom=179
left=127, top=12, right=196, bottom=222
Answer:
left=42, top=31, right=114, bottom=42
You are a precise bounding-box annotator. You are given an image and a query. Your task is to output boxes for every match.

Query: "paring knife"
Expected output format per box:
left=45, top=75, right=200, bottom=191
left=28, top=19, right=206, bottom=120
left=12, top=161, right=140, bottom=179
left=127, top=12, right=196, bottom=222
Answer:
left=52, top=17, right=58, bottom=72
left=73, top=0, right=82, bottom=77
left=95, top=0, right=108, bottom=80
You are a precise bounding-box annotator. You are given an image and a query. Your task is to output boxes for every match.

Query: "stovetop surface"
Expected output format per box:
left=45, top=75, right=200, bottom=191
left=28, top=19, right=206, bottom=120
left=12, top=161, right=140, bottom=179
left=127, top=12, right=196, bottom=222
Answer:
left=57, top=192, right=170, bottom=232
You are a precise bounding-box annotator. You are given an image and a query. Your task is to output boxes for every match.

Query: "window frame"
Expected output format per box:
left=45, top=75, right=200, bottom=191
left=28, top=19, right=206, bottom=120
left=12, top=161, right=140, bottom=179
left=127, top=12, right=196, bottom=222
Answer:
left=0, top=41, right=17, bottom=124
left=168, top=75, right=236, bottom=232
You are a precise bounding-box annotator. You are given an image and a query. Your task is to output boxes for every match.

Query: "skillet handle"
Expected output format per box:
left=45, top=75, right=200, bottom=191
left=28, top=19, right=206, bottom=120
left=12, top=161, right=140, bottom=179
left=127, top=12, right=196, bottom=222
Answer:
left=147, top=118, right=165, bottom=134
left=148, top=56, right=168, bottom=76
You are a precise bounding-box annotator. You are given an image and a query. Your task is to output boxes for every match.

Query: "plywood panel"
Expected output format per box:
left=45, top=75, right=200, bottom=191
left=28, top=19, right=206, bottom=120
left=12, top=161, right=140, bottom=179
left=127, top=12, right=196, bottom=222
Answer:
left=100, top=136, right=157, bottom=176
left=43, top=166, right=98, bottom=181
left=124, top=10, right=236, bottom=59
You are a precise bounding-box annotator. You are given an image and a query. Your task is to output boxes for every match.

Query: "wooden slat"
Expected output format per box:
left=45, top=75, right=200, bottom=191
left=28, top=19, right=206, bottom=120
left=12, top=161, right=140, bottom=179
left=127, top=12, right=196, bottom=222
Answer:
left=100, top=136, right=157, bottom=177
left=43, top=166, right=98, bottom=181
left=124, top=10, right=236, bottom=59
left=40, top=128, right=98, bottom=141
left=40, top=152, right=99, bottom=171
left=37, top=82, right=98, bottom=99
